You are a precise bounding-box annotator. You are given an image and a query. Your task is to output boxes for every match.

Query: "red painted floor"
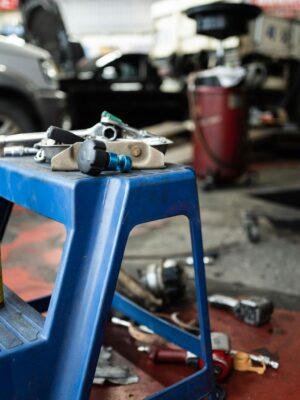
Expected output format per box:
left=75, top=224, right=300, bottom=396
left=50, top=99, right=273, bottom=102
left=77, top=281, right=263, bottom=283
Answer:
left=2, top=206, right=300, bottom=399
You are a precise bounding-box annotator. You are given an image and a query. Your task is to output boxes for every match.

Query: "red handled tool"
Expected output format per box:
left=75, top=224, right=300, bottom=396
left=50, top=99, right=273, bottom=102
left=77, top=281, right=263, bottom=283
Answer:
left=139, top=332, right=232, bottom=381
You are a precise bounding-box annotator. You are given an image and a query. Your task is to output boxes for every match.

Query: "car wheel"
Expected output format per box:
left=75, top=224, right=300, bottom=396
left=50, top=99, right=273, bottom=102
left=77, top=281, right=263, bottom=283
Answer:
left=0, top=100, right=37, bottom=135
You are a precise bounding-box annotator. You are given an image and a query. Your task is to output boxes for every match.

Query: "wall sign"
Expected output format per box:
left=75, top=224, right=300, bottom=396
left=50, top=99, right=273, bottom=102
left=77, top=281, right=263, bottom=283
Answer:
left=250, top=0, right=300, bottom=18
left=0, top=0, right=19, bottom=11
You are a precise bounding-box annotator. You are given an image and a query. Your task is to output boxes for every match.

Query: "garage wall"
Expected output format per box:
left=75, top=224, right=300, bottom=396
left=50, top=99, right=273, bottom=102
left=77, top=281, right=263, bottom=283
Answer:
left=57, top=0, right=157, bottom=56
left=59, top=0, right=156, bottom=35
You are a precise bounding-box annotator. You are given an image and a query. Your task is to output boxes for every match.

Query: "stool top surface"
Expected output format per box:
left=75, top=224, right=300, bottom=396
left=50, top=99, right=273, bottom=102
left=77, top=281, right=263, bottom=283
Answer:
left=0, top=157, right=190, bottom=185
left=0, top=157, right=196, bottom=226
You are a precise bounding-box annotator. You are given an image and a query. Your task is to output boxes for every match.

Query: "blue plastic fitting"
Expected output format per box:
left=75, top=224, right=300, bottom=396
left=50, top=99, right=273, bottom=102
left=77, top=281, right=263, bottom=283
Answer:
left=107, top=152, right=132, bottom=172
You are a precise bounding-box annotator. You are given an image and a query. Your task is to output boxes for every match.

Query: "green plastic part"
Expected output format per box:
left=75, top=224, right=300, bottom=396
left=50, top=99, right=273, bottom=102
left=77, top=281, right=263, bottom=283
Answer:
left=101, top=111, right=124, bottom=125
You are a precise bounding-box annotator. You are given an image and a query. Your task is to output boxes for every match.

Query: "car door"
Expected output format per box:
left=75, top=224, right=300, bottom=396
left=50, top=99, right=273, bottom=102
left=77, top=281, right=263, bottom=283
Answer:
left=98, top=54, right=145, bottom=93
left=88, top=53, right=151, bottom=125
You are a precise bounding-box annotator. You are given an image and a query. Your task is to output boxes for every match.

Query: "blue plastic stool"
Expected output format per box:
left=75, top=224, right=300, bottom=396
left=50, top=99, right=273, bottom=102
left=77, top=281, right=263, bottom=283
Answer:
left=0, top=158, right=217, bottom=400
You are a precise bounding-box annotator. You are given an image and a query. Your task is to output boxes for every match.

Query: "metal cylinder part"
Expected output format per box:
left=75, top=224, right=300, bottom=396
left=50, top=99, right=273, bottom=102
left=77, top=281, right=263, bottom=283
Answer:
left=143, top=259, right=185, bottom=301
left=3, top=146, right=38, bottom=157
left=102, top=125, right=118, bottom=141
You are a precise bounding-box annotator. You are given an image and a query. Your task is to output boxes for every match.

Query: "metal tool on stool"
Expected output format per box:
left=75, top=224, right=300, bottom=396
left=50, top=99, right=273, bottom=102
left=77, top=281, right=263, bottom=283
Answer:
left=77, top=139, right=132, bottom=176
left=99, top=110, right=172, bottom=150
left=0, top=111, right=171, bottom=170
left=34, top=126, right=166, bottom=171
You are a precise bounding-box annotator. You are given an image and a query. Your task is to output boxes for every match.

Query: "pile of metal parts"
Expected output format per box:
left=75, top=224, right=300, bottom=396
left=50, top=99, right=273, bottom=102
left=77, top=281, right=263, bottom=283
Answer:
left=0, top=110, right=172, bottom=174
left=114, top=255, right=279, bottom=388
left=111, top=313, right=279, bottom=384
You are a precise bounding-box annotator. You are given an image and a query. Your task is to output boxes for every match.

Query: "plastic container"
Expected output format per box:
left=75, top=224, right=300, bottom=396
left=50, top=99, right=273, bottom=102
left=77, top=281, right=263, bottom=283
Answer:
left=189, top=82, right=247, bottom=183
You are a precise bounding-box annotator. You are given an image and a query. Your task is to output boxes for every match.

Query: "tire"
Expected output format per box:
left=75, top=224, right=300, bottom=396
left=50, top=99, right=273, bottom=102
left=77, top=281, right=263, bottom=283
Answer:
left=0, top=100, right=37, bottom=135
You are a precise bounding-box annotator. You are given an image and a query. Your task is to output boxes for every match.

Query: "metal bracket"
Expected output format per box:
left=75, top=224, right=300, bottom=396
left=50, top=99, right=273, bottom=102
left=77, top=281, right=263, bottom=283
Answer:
left=51, top=140, right=165, bottom=171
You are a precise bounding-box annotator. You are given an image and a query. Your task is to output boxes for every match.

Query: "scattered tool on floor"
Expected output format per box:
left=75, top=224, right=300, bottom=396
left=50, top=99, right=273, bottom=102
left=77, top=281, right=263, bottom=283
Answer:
left=208, top=294, right=274, bottom=326
left=138, top=345, right=232, bottom=382
left=117, top=270, right=163, bottom=309
left=111, top=316, right=166, bottom=346
left=168, top=312, right=199, bottom=333
left=136, top=321, right=278, bottom=380
left=118, top=259, right=187, bottom=308
left=140, top=259, right=186, bottom=304
left=205, top=332, right=232, bottom=381
left=232, top=351, right=266, bottom=375
left=159, top=252, right=219, bottom=269
left=113, top=309, right=279, bottom=375
left=243, top=211, right=261, bottom=243
left=243, top=209, right=300, bottom=243
left=138, top=332, right=232, bottom=381
left=94, top=346, right=139, bottom=385
left=230, top=350, right=279, bottom=370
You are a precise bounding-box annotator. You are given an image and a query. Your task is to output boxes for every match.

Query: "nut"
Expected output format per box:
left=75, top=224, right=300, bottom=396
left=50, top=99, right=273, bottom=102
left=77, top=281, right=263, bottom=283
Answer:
left=131, top=145, right=142, bottom=157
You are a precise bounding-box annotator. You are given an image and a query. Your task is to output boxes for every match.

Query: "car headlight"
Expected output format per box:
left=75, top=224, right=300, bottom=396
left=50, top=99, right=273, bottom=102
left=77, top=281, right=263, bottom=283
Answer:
left=40, top=59, right=58, bottom=81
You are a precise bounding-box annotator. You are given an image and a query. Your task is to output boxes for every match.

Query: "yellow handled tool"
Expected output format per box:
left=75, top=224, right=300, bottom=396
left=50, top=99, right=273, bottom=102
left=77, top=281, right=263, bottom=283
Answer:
left=233, top=352, right=266, bottom=375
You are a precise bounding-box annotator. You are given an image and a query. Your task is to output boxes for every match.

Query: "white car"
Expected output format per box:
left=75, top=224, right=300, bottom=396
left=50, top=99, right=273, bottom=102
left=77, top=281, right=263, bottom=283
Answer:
left=0, top=35, right=67, bottom=135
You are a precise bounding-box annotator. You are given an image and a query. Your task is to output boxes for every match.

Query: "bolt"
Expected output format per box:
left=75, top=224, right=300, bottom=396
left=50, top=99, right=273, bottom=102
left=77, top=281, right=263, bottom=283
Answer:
left=130, top=145, right=142, bottom=157
left=77, top=139, right=132, bottom=176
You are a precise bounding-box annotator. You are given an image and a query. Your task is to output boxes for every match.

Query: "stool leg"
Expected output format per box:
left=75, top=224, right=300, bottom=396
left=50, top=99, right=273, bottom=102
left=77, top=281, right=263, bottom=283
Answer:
left=185, top=176, right=218, bottom=399
left=0, top=198, right=13, bottom=306
left=189, top=214, right=218, bottom=399
left=0, top=198, right=12, bottom=241
left=146, top=209, right=218, bottom=399
left=113, top=222, right=218, bottom=397
left=41, top=205, right=131, bottom=400
left=138, top=208, right=218, bottom=400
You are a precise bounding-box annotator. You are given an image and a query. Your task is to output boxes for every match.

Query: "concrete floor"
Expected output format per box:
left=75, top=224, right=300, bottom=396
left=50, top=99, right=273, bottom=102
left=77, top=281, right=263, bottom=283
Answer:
left=124, top=160, right=300, bottom=310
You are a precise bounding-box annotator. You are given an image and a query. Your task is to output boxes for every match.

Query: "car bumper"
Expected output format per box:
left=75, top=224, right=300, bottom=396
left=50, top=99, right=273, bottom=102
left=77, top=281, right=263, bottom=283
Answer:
left=34, top=89, right=69, bottom=130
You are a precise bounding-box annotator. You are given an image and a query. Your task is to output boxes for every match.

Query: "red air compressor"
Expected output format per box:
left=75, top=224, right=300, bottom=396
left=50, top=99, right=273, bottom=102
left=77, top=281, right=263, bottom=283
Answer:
left=189, top=83, right=247, bottom=184
left=185, top=2, right=261, bottom=187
